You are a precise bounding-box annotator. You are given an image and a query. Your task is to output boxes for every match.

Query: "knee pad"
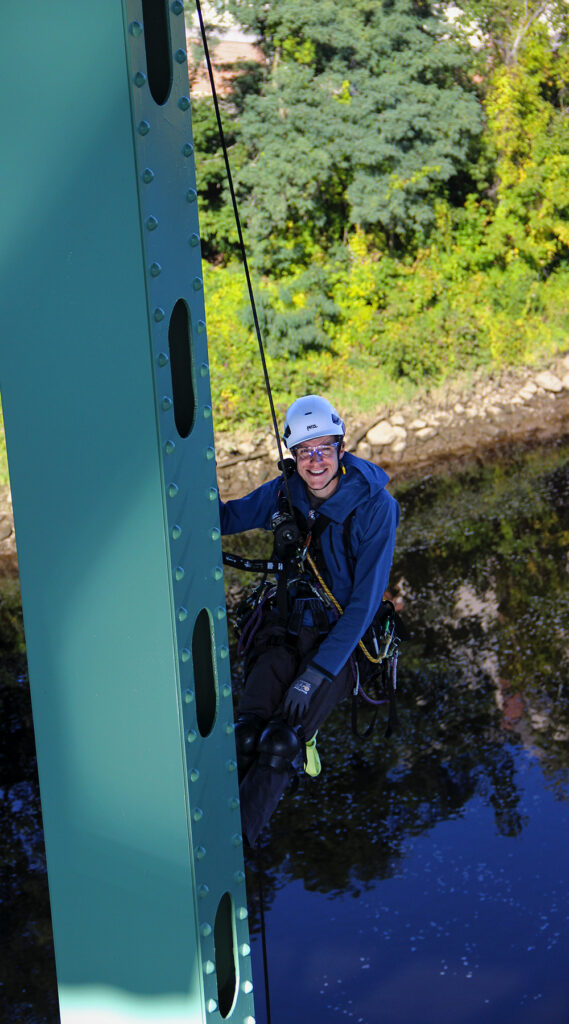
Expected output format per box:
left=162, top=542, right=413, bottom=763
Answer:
left=234, top=713, right=264, bottom=770
left=258, top=718, right=300, bottom=772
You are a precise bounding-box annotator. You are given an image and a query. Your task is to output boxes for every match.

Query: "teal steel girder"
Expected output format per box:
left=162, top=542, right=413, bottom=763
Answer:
left=0, top=2, right=254, bottom=1022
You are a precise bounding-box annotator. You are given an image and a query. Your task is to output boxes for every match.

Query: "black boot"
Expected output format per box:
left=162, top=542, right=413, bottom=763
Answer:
left=234, top=713, right=264, bottom=783
left=239, top=718, right=300, bottom=847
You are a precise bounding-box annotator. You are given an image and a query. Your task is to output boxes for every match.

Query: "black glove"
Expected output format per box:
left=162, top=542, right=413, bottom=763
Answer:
left=283, top=664, right=329, bottom=726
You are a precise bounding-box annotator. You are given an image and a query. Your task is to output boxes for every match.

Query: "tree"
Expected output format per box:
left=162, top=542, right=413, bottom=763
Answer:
left=218, top=0, right=483, bottom=270
left=471, top=6, right=569, bottom=270
left=451, top=0, right=569, bottom=69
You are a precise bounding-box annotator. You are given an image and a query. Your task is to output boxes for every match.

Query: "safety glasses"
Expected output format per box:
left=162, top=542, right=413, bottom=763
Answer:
left=294, top=442, right=341, bottom=462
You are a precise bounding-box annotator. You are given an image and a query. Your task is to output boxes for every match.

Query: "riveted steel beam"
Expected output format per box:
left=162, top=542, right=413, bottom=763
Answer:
left=0, top=2, right=254, bottom=1021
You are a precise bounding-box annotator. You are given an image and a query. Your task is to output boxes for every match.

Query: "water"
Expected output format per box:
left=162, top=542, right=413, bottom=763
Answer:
left=1, top=438, right=568, bottom=1023
left=244, top=438, right=569, bottom=1024
left=247, top=750, right=569, bottom=1024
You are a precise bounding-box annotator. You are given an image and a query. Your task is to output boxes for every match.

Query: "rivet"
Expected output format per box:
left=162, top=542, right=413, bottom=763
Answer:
left=229, top=796, right=240, bottom=811
left=171, top=0, right=184, bottom=13
left=208, top=487, right=218, bottom=501
left=200, top=362, right=209, bottom=377
left=193, top=277, right=203, bottom=291
left=237, top=906, right=248, bottom=920
left=225, top=759, right=237, bottom=773
left=146, top=215, right=158, bottom=231
left=129, top=20, right=143, bottom=36
left=175, top=48, right=187, bottom=64
left=210, top=527, right=220, bottom=541
left=203, top=405, right=212, bottom=419
left=189, top=232, right=200, bottom=246
left=157, top=351, right=169, bottom=366
left=240, top=944, right=251, bottom=957
left=241, top=980, right=254, bottom=995
left=203, top=958, right=215, bottom=974
left=178, top=606, right=188, bottom=621
left=193, top=808, right=204, bottom=822
left=183, top=684, right=194, bottom=698
left=134, top=71, right=147, bottom=88
left=162, top=396, right=173, bottom=411
left=175, top=566, right=185, bottom=581
left=234, top=870, right=245, bottom=883
left=186, top=188, right=197, bottom=204
left=187, top=729, right=198, bottom=744
left=206, top=446, right=215, bottom=461
left=190, top=768, right=200, bottom=782
left=243, top=1016, right=256, bottom=1024
left=167, top=482, right=179, bottom=498
left=138, top=120, right=150, bottom=136
left=232, top=833, right=243, bottom=848
left=150, top=261, right=162, bottom=277
left=154, top=307, right=165, bottom=322
left=164, top=440, right=176, bottom=455
left=197, top=319, right=206, bottom=333
left=216, top=606, right=226, bottom=620
left=213, top=566, right=223, bottom=581
left=181, top=652, right=192, bottom=668
left=142, top=168, right=155, bottom=184
left=206, top=999, right=218, bottom=1014
left=199, top=884, right=210, bottom=899
left=171, top=524, right=182, bottom=540
left=182, top=142, right=194, bottom=157
left=196, top=846, right=207, bottom=861
left=178, top=96, right=190, bottom=111
left=200, top=922, right=212, bottom=937
left=224, top=722, right=234, bottom=735
left=219, top=645, right=229, bottom=659
left=222, top=683, right=232, bottom=698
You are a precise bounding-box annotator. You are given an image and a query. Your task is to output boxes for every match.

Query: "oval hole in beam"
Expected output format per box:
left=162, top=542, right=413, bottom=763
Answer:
left=168, top=299, right=196, bottom=439
left=214, top=892, right=239, bottom=1018
left=192, top=608, right=217, bottom=738
left=141, top=0, right=173, bottom=106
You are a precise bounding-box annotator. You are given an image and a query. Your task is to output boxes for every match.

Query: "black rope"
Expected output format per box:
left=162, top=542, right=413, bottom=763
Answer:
left=195, top=0, right=295, bottom=517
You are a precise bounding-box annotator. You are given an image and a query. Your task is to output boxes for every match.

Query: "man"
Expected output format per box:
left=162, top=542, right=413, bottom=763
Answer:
left=220, top=395, right=399, bottom=845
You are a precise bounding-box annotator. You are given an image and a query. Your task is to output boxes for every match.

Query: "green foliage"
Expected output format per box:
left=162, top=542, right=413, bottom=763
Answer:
left=217, top=0, right=483, bottom=268
left=452, top=0, right=569, bottom=71
left=191, top=98, right=246, bottom=263
left=188, top=0, right=567, bottom=427
left=484, top=28, right=569, bottom=271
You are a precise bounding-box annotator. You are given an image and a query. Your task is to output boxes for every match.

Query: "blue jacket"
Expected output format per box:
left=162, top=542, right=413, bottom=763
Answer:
left=219, top=452, right=400, bottom=678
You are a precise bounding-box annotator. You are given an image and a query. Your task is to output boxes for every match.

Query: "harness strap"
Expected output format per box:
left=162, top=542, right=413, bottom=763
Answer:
left=305, top=551, right=387, bottom=665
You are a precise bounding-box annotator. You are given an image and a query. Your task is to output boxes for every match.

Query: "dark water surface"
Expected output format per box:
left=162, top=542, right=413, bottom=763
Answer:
left=244, top=438, right=569, bottom=1024
left=1, top=438, right=568, bottom=1023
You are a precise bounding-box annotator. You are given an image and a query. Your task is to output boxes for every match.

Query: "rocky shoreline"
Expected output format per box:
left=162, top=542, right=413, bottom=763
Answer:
left=216, top=354, right=569, bottom=498
left=1, top=355, right=568, bottom=576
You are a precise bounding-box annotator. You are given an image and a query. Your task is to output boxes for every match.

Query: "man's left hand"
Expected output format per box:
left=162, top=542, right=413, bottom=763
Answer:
left=283, top=664, right=329, bottom=726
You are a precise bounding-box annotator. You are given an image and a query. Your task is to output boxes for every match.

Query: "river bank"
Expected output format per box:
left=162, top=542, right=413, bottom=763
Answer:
left=215, top=354, right=569, bottom=497
left=1, top=354, right=568, bottom=578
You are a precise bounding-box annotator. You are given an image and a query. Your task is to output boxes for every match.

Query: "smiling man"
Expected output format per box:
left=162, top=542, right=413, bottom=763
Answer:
left=219, top=395, right=400, bottom=845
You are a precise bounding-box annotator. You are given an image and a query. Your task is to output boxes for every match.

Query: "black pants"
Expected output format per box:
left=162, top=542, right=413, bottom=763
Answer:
left=237, top=613, right=355, bottom=846
left=238, top=615, right=354, bottom=737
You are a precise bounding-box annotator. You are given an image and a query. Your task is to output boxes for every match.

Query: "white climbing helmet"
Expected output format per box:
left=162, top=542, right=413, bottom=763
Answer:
left=283, top=395, right=345, bottom=450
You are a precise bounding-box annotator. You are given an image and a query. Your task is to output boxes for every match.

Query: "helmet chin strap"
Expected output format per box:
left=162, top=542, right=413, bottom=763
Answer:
left=335, top=448, right=346, bottom=480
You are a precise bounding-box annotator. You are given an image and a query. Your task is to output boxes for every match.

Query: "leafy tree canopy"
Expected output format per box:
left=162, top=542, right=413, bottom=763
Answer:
left=213, top=0, right=483, bottom=270
left=452, top=0, right=569, bottom=69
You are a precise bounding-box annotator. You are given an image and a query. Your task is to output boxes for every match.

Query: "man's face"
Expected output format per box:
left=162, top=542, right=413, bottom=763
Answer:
left=294, top=434, right=345, bottom=499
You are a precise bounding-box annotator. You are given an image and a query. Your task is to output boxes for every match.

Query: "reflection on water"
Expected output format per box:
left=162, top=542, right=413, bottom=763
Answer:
left=1, top=439, right=568, bottom=1023
left=243, top=439, right=569, bottom=1024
